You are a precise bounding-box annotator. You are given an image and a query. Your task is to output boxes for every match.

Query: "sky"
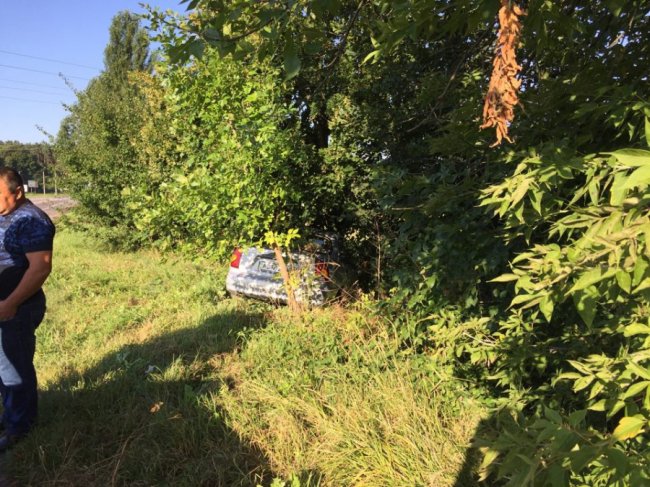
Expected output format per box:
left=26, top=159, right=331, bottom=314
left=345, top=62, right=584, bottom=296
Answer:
left=0, top=0, right=186, bottom=144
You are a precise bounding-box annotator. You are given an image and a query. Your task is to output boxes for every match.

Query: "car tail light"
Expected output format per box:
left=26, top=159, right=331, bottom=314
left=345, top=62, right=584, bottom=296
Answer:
left=230, top=248, right=243, bottom=268
left=315, top=260, right=329, bottom=278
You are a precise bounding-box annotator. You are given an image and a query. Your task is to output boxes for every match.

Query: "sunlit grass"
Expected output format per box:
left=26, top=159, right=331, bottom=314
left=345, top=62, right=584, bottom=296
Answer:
left=4, top=229, right=484, bottom=486
left=219, top=307, right=486, bottom=486
left=8, top=230, right=271, bottom=486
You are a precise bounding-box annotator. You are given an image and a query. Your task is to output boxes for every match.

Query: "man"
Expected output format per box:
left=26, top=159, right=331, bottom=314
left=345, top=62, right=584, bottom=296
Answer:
left=0, top=167, right=54, bottom=451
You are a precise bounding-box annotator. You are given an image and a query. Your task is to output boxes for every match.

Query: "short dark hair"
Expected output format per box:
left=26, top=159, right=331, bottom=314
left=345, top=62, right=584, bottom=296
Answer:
left=0, top=167, right=25, bottom=193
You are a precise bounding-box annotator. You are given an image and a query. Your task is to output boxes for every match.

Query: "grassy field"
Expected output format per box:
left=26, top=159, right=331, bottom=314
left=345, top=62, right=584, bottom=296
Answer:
left=4, top=230, right=485, bottom=486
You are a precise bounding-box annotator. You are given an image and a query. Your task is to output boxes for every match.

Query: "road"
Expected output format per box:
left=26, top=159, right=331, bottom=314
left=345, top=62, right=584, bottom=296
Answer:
left=29, top=195, right=77, bottom=219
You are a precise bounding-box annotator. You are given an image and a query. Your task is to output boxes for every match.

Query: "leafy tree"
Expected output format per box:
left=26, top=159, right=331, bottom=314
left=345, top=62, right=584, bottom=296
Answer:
left=104, top=10, right=151, bottom=78
left=0, top=141, right=54, bottom=189
left=145, top=0, right=650, bottom=484
left=125, top=50, right=318, bottom=257
left=55, top=11, right=154, bottom=245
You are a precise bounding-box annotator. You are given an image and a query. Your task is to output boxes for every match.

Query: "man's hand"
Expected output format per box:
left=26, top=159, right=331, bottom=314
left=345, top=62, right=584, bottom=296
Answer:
left=0, top=300, right=18, bottom=321
left=0, top=251, right=52, bottom=321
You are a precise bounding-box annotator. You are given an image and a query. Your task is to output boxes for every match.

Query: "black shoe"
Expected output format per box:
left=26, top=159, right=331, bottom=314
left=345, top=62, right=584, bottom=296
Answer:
left=0, top=434, right=20, bottom=452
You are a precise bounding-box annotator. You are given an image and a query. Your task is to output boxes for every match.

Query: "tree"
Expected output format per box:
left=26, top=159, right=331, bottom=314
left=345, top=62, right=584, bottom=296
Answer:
left=144, top=1, right=650, bottom=484
left=104, top=10, right=151, bottom=79
left=55, top=11, right=154, bottom=244
left=0, top=141, right=55, bottom=191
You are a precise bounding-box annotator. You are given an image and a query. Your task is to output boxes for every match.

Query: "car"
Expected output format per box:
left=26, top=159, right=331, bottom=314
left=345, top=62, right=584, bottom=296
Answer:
left=226, top=233, right=341, bottom=306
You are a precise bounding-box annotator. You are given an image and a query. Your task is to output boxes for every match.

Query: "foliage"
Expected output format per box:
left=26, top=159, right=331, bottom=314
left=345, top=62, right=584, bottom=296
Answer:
left=0, top=140, right=55, bottom=186
left=103, top=10, right=152, bottom=78
left=124, top=51, right=321, bottom=257
left=55, top=0, right=650, bottom=484
left=54, top=12, right=154, bottom=247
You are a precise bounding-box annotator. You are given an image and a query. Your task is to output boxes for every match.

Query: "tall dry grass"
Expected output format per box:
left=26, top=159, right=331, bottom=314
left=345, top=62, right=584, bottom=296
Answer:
left=218, top=308, right=486, bottom=486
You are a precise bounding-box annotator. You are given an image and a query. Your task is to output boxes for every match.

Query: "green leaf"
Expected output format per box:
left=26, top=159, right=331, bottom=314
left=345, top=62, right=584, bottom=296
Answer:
left=557, top=372, right=582, bottom=381
left=623, top=381, right=650, bottom=399
left=362, top=49, right=381, bottom=64
left=624, top=323, right=650, bottom=336
left=616, top=270, right=632, bottom=293
left=489, top=273, right=519, bottom=283
left=612, top=415, right=646, bottom=441
left=539, top=294, right=554, bottom=322
left=544, top=407, right=562, bottom=424
left=633, top=257, right=649, bottom=286
left=568, top=360, right=592, bottom=375
left=283, top=40, right=301, bottom=80
left=588, top=399, right=606, bottom=411
left=606, top=448, right=629, bottom=475
left=632, top=277, right=650, bottom=294
left=623, top=164, right=650, bottom=189
left=569, top=268, right=615, bottom=294
left=645, top=116, right=650, bottom=148
left=605, top=0, right=625, bottom=16
left=510, top=293, right=539, bottom=307
left=510, top=178, right=531, bottom=206
left=567, top=409, right=587, bottom=427
left=609, top=172, right=628, bottom=205
left=188, top=39, right=205, bottom=59
left=606, top=149, right=650, bottom=167
left=607, top=400, right=627, bottom=418
left=570, top=447, right=595, bottom=473
left=530, top=188, right=543, bottom=214
left=478, top=448, right=499, bottom=481
left=627, top=361, right=650, bottom=380
left=545, top=464, right=568, bottom=487
left=572, top=288, right=597, bottom=327
left=573, top=374, right=595, bottom=392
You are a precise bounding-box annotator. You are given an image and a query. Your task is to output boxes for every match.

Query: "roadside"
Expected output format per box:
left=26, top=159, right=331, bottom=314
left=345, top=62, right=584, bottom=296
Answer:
left=2, top=229, right=483, bottom=485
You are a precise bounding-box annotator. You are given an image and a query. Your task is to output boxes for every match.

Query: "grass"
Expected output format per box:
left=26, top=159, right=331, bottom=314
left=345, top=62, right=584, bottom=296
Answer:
left=219, top=308, right=486, bottom=486
left=9, top=230, right=272, bottom=486
left=4, top=229, right=485, bottom=486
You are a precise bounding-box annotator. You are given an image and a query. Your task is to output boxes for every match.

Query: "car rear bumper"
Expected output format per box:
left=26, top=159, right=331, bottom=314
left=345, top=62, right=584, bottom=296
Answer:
left=226, top=273, right=332, bottom=306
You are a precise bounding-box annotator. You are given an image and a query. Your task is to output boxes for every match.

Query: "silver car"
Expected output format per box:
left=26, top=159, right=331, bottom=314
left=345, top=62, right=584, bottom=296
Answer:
left=226, top=234, right=340, bottom=306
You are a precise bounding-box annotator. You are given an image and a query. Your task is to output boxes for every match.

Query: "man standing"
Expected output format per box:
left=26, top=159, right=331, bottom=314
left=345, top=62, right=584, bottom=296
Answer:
left=0, top=167, right=54, bottom=451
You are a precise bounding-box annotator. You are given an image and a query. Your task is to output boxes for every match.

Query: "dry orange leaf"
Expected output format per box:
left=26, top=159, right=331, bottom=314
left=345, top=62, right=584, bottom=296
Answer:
left=480, top=0, right=526, bottom=146
left=150, top=401, right=164, bottom=413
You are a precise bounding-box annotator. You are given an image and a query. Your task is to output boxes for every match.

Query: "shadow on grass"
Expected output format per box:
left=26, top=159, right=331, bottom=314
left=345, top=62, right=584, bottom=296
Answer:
left=8, top=307, right=277, bottom=486
left=452, top=416, right=492, bottom=487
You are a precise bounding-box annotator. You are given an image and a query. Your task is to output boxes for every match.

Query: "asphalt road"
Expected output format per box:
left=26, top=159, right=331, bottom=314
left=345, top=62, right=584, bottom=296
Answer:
left=29, top=195, right=77, bottom=219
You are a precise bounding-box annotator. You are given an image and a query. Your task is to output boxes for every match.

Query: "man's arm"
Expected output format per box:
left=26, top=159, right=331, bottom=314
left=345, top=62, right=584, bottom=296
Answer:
left=0, top=251, right=52, bottom=321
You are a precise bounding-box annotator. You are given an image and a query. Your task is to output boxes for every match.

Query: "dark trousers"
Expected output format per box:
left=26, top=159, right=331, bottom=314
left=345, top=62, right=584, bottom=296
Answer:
left=0, top=294, right=45, bottom=437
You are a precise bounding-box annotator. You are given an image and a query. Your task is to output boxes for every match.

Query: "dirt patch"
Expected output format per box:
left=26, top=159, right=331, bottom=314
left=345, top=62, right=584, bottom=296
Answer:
left=29, top=196, right=77, bottom=219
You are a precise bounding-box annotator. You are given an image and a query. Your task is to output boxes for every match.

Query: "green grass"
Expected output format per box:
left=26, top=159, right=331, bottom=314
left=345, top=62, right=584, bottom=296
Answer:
left=4, top=230, right=485, bottom=486
left=9, top=230, right=272, bottom=486
left=219, top=308, right=486, bottom=486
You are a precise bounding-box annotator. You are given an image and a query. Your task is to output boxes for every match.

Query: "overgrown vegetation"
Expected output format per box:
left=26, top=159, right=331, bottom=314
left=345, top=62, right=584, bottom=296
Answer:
left=47, top=0, right=650, bottom=484
left=4, top=229, right=478, bottom=486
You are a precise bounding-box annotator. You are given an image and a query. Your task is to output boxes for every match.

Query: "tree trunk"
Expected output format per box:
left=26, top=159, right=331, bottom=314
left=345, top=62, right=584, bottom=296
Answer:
left=273, top=245, right=301, bottom=313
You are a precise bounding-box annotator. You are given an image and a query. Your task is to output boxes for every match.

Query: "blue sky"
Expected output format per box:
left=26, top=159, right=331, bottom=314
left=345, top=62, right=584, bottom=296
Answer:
left=0, top=0, right=185, bottom=144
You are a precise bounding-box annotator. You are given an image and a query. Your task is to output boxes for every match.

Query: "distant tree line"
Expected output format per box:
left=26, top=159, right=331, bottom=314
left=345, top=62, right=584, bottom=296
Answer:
left=0, top=140, right=57, bottom=191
